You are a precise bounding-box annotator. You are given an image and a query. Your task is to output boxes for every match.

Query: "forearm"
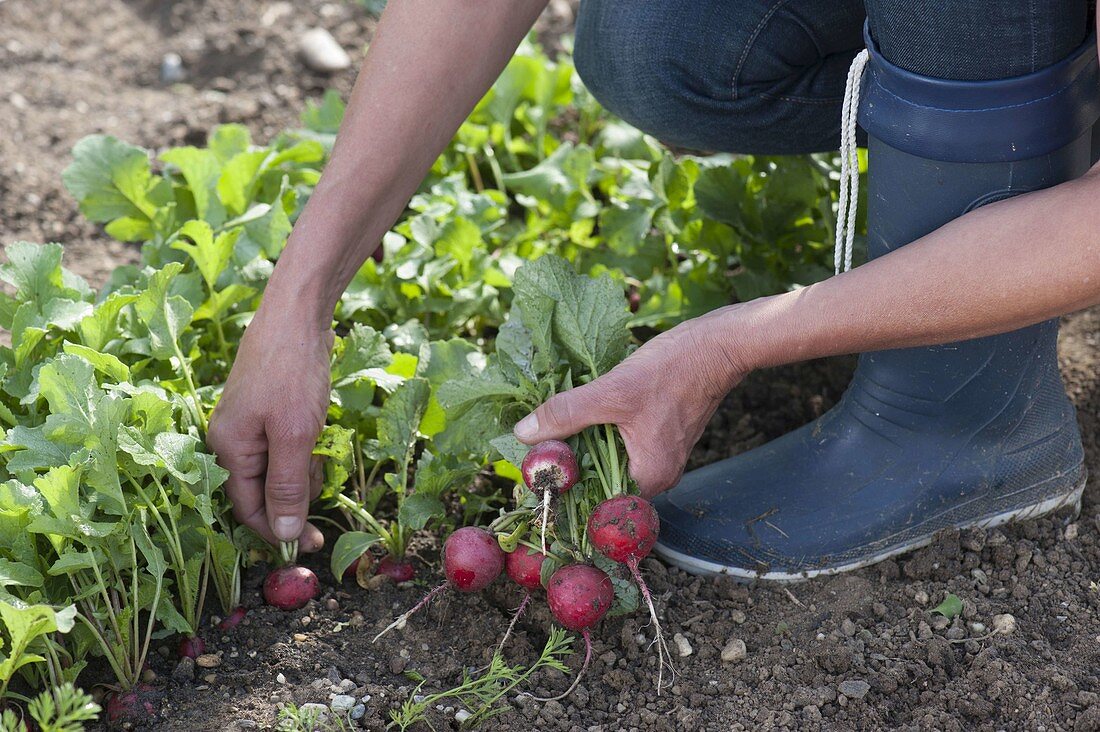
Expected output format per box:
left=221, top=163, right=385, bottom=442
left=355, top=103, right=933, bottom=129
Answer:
left=266, top=0, right=549, bottom=324
left=730, top=166, right=1100, bottom=370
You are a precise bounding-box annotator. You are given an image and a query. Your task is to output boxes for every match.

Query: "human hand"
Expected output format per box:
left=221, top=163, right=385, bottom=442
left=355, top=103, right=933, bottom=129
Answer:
left=207, top=305, right=334, bottom=550
left=512, top=307, right=751, bottom=498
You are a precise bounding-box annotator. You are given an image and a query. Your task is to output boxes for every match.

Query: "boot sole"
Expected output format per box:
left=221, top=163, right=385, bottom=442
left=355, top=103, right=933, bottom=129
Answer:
left=653, top=471, right=1086, bottom=583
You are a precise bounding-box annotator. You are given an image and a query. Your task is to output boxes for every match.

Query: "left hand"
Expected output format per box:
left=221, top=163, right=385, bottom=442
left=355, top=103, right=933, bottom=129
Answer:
left=513, top=307, right=751, bottom=498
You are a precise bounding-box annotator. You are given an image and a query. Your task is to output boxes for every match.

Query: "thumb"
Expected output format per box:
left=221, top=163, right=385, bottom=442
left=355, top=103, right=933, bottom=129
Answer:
left=514, top=380, right=618, bottom=444
left=264, top=425, right=316, bottom=542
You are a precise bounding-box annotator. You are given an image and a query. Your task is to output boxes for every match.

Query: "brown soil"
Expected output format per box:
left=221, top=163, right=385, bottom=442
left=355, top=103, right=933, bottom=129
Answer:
left=2, top=2, right=1099, bottom=731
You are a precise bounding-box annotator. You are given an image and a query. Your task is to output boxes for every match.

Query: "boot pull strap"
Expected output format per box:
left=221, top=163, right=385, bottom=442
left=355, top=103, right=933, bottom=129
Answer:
left=835, top=49, right=869, bottom=275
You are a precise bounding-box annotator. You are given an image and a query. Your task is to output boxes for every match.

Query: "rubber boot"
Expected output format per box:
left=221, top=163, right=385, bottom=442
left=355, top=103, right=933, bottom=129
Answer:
left=652, top=27, right=1099, bottom=581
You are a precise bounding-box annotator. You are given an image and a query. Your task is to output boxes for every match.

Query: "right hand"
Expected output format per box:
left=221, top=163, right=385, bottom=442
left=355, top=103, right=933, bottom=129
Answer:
left=207, top=305, right=334, bottom=551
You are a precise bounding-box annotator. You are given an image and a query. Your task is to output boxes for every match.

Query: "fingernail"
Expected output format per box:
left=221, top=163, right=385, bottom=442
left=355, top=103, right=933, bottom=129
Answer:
left=274, top=516, right=303, bottom=541
left=514, top=413, right=539, bottom=441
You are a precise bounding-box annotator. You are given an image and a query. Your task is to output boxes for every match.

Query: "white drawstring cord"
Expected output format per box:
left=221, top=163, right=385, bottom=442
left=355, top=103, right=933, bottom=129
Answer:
left=834, top=49, right=870, bottom=275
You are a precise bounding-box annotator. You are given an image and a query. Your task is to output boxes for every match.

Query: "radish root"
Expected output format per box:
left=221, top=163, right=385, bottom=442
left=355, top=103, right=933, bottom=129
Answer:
left=539, top=490, right=550, bottom=555
left=629, top=558, right=674, bottom=693
left=494, top=592, right=531, bottom=658
left=531, top=629, right=591, bottom=702
left=372, top=581, right=448, bottom=643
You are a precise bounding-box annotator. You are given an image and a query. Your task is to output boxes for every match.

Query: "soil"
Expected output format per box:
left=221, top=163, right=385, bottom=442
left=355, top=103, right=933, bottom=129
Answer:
left=2, top=2, right=1099, bottom=731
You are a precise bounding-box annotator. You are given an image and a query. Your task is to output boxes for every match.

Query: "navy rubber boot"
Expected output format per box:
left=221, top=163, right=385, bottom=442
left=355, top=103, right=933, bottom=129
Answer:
left=652, top=29, right=1099, bottom=581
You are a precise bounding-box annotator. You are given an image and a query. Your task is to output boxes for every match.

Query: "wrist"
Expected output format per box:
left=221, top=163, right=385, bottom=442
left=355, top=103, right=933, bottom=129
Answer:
left=709, top=292, right=813, bottom=373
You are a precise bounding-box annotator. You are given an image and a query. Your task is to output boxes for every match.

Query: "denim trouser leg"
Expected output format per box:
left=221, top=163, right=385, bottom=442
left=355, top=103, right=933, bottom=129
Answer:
left=574, top=0, right=1091, bottom=154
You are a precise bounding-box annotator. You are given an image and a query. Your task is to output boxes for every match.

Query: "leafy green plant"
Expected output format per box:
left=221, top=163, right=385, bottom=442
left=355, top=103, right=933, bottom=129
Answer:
left=1, top=683, right=100, bottom=732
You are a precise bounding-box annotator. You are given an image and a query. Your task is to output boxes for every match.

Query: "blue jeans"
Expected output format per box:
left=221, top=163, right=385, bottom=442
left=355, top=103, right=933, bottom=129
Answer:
left=574, top=0, right=1090, bottom=154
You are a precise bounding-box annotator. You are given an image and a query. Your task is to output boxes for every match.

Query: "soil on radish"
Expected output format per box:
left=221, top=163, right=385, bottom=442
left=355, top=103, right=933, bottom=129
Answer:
left=5, top=1, right=1100, bottom=730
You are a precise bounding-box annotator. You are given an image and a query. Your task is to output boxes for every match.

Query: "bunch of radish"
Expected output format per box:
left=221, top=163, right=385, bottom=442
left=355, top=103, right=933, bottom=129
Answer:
left=373, top=438, right=671, bottom=697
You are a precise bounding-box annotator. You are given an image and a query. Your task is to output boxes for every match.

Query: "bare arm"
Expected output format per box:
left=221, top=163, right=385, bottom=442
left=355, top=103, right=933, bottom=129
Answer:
left=209, top=0, right=549, bottom=546
left=516, top=166, right=1100, bottom=495
left=267, top=0, right=551, bottom=322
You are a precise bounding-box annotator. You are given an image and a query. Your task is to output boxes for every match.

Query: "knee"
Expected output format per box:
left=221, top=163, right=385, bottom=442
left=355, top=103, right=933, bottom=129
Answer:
left=574, top=0, right=851, bottom=154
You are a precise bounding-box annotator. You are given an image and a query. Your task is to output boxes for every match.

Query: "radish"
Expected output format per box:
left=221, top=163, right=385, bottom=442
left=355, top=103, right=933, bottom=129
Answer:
left=176, top=635, right=205, bottom=659
left=520, top=440, right=579, bottom=555
left=217, top=606, right=247, bottom=631
left=263, top=565, right=320, bottom=611
left=376, top=555, right=416, bottom=583
left=374, top=527, right=504, bottom=642
left=587, top=495, right=672, bottom=691
left=106, top=684, right=158, bottom=726
left=541, top=564, right=614, bottom=701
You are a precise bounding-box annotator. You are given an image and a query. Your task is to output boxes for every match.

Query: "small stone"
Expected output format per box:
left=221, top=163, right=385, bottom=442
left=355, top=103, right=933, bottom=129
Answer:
left=455, top=709, right=472, bottom=724
left=389, top=656, right=407, bottom=675
left=300, top=616, right=311, bottom=627
left=350, top=704, right=366, bottom=721
left=946, top=627, right=966, bottom=640
left=969, top=622, right=986, bottom=634
left=141, top=668, right=157, bottom=683
left=299, top=28, right=352, bottom=73
left=1065, top=523, right=1078, bottom=541
left=261, top=1, right=293, bottom=26
left=349, top=612, right=365, bottom=628
left=276, top=672, right=287, bottom=684
left=337, top=678, right=356, bottom=693
left=160, top=53, right=185, bottom=84
left=231, top=721, right=259, bottom=731
left=993, top=613, right=1017, bottom=635
left=326, top=598, right=340, bottom=611
left=330, top=694, right=356, bottom=713
left=203, top=673, right=217, bottom=684
left=913, top=590, right=929, bottom=605
left=293, top=633, right=308, bottom=642
left=931, top=615, right=950, bottom=631
left=673, top=633, right=693, bottom=658
left=730, top=609, right=746, bottom=624
left=838, top=680, right=870, bottom=699
left=841, top=618, right=857, bottom=637
left=172, top=657, right=196, bottom=683
left=195, top=653, right=221, bottom=668
left=721, top=638, right=747, bottom=663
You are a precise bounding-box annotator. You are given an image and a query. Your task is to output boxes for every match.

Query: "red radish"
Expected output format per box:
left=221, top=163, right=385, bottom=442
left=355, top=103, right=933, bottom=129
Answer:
left=540, top=564, right=614, bottom=702
left=374, top=527, right=505, bottom=642
left=505, top=547, right=546, bottom=590
left=587, top=495, right=671, bottom=692
left=521, top=440, right=579, bottom=555
left=176, top=635, right=205, bottom=659
left=376, top=555, right=416, bottom=583
left=627, top=287, right=641, bottom=313
left=263, top=565, right=320, bottom=611
left=217, top=606, right=247, bottom=631
left=106, top=684, right=158, bottom=725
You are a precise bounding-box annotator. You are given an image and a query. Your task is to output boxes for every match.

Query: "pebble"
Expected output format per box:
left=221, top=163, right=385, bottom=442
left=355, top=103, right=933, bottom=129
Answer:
left=730, top=609, right=746, bottom=624
left=1065, top=523, right=1078, bottom=541
left=841, top=618, right=857, bottom=637
left=326, top=598, right=340, bottom=611
left=913, top=590, right=929, bottom=605
left=931, top=615, right=950, bottom=631
left=141, top=668, right=157, bottom=683
left=330, top=694, right=356, bottom=713
left=350, top=704, right=366, bottom=721
left=993, top=613, right=1017, bottom=635
left=160, top=53, right=185, bottom=84
left=276, top=672, right=287, bottom=684
left=293, top=633, right=308, bottom=642
left=336, top=678, right=356, bottom=693
left=969, top=622, right=987, bottom=634
left=673, top=633, right=693, bottom=658
left=838, top=680, right=871, bottom=699
left=172, top=657, right=195, bottom=683
left=721, top=638, right=747, bottom=663
left=195, top=654, right=221, bottom=668
left=455, top=709, right=472, bottom=724
left=946, top=627, right=966, bottom=640
left=299, top=28, right=351, bottom=73
left=203, top=673, right=217, bottom=684
left=390, top=656, right=407, bottom=675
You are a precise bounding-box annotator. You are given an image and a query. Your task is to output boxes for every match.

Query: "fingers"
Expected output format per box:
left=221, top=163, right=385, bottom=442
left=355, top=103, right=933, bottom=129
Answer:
left=513, top=379, right=619, bottom=444
left=264, top=423, right=320, bottom=542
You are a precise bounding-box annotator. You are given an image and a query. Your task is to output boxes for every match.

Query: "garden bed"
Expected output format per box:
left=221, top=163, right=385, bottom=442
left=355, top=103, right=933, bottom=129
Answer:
left=2, top=2, right=1098, bottom=731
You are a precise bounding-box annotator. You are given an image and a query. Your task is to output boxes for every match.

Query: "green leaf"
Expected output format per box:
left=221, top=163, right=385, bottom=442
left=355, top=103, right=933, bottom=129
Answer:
left=397, top=494, right=444, bottom=532
left=512, top=255, right=631, bottom=376
left=332, top=325, right=393, bottom=386
left=0, top=601, right=74, bottom=683
left=436, top=368, right=524, bottom=412
left=61, top=342, right=130, bottom=383
left=302, top=90, right=346, bottom=134
left=62, top=135, right=158, bottom=223
left=0, top=242, right=90, bottom=309
left=171, top=220, right=241, bottom=291
left=489, top=434, right=529, bottom=470
left=376, top=378, right=431, bottom=467
left=0, top=559, right=44, bottom=590
left=192, top=283, right=255, bottom=322
left=329, top=531, right=380, bottom=581
left=208, top=124, right=252, bottom=163
left=932, top=593, right=963, bottom=619
left=160, top=146, right=227, bottom=225
left=133, top=263, right=194, bottom=360
left=216, top=150, right=269, bottom=216
left=76, top=291, right=138, bottom=352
